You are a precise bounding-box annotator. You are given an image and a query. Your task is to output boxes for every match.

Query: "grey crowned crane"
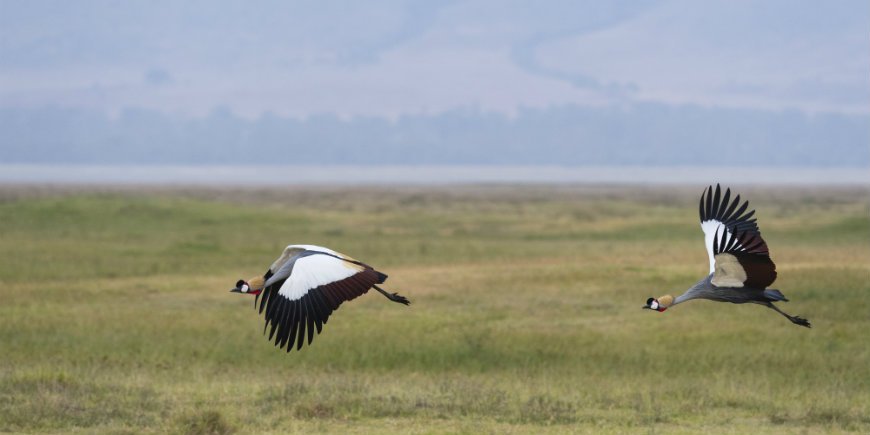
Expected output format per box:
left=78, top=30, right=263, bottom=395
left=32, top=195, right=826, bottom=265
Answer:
left=643, top=185, right=810, bottom=328
left=231, top=244, right=410, bottom=351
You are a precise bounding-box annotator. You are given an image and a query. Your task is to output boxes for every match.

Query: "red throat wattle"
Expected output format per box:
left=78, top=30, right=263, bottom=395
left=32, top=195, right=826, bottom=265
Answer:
left=249, top=289, right=262, bottom=296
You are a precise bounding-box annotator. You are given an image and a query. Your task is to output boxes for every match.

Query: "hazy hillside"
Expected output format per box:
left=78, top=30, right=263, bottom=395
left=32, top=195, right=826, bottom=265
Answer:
left=2, top=103, right=868, bottom=166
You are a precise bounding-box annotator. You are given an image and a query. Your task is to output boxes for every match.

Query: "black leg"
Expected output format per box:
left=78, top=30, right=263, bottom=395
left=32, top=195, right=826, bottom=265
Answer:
left=373, top=285, right=411, bottom=306
left=766, top=302, right=811, bottom=328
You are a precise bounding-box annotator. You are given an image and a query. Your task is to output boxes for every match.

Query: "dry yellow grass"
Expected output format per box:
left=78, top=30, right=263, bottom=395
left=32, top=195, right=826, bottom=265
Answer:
left=0, top=185, right=868, bottom=434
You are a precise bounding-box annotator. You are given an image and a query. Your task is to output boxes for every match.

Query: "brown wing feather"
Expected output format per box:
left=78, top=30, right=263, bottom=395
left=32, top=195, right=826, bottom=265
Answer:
left=712, top=228, right=777, bottom=289
left=735, top=254, right=777, bottom=288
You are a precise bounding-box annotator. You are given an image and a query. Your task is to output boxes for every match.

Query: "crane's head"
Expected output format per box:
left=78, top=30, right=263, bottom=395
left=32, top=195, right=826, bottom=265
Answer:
left=230, top=276, right=264, bottom=296
left=642, top=295, right=673, bottom=312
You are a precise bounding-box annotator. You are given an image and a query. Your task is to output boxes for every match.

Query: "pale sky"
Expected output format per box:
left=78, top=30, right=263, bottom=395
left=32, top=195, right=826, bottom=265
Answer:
left=2, top=0, right=868, bottom=118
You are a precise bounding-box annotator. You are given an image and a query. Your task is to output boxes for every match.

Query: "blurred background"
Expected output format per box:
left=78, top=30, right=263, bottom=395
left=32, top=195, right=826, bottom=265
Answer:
left=1, top=0, right=868, bottom=183
left=2, top=3, right=869, bottom=434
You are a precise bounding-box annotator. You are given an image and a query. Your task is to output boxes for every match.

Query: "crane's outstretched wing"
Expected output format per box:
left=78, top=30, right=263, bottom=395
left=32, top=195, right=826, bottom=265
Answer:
left=710, top=227, right=777, bottom=289
left=256, top=249, right=386, bottom=351
left=699, top=184, right=764, bottom=273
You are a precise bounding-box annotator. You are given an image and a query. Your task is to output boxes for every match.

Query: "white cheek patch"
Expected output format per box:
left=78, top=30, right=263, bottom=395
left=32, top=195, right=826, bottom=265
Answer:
left=650, top=300, right=659, bottom=310
left=241, top=284, right=250, bottom=293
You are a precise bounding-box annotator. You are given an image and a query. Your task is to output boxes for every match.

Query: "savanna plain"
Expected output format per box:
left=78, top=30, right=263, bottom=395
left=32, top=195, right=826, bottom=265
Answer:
left=0, top=185, right=868, bottom=435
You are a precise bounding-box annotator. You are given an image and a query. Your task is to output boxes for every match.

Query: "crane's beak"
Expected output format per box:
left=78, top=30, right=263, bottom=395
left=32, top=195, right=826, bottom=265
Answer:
left=229, top=288, right=242, bottom=293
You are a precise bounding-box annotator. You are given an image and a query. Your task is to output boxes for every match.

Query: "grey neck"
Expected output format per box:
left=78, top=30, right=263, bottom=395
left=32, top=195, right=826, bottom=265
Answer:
left=674, top=274, right=713, bottom=305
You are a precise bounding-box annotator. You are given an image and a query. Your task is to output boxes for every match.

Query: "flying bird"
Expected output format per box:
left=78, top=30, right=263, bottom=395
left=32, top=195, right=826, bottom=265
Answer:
left=643, top=185, right=810, bottom=328
left=232, top=244, right=410, bottom=351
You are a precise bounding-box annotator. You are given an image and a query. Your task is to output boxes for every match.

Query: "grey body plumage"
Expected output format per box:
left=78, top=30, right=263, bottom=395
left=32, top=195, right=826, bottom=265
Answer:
left=675, top=274, right=785, bottom=304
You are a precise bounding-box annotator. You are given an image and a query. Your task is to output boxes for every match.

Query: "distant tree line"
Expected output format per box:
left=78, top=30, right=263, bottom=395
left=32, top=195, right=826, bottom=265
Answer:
left=1, top=103, right=867, bottom=166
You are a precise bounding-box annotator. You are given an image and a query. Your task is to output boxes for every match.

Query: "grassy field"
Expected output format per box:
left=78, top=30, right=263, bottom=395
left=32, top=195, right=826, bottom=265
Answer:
left=0, top=184, right=868, bottom=434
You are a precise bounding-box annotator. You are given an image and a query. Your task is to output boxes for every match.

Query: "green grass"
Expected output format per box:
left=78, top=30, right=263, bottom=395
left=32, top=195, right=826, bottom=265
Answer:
left=1, top=185, right=868, bottom=434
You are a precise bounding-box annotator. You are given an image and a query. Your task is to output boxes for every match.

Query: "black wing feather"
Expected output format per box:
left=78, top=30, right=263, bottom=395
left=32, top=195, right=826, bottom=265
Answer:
left=295, top=303, right=307, bottom=351
left=700, top=184, right=761, bottom=235
left=284, top=299, right=299, bottom=347
left=305, top=297, right=317, bottom=344
left=267, top=299, right=281, bottom=342
left=285, top=302, right=300, bottom=351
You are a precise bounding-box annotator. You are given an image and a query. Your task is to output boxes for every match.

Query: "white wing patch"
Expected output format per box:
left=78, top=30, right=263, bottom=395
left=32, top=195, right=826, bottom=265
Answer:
left=701, top=220, right=732, bottom=274
left=277, top=253, right=365, bottom=301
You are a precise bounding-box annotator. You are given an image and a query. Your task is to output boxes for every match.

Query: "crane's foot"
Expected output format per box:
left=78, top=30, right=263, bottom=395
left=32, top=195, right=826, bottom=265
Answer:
left=373, top=285, right=411, bottom=306
left=790, top=316, right=811, bottom=328
left=385, top=292, right=410, bottom=305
